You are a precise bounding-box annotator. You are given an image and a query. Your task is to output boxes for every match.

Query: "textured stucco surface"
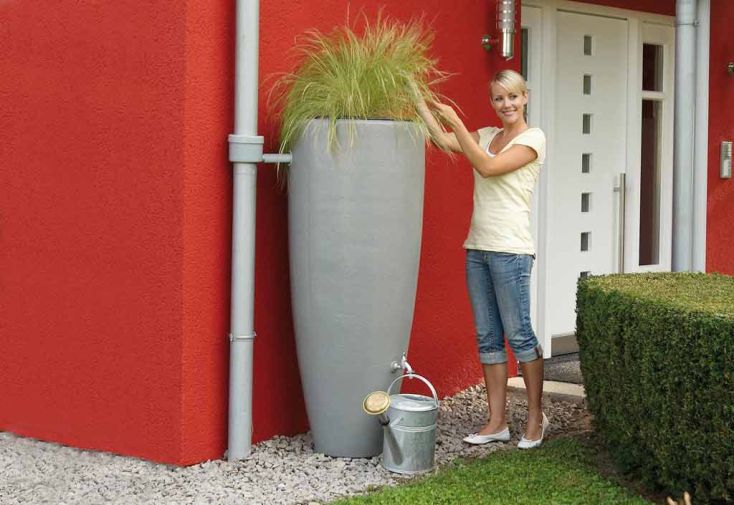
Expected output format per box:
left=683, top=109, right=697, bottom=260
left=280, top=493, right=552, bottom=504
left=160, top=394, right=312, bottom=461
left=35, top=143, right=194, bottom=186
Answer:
left=0, top=1, right=186, bottom=462
left=707, top=0, right=734, bottom=275
left=179, top=0, right=234, bottom=465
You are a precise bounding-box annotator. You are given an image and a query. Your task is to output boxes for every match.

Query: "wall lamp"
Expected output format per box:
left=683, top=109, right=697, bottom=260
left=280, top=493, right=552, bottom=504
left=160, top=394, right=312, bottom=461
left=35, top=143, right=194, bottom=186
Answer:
left=481, top=0, right=516, bottom=60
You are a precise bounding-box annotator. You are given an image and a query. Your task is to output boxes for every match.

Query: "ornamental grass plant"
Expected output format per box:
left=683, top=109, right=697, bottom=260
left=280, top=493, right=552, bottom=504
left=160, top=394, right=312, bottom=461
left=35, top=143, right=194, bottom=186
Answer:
left=271, top=15, right=448, bottom=154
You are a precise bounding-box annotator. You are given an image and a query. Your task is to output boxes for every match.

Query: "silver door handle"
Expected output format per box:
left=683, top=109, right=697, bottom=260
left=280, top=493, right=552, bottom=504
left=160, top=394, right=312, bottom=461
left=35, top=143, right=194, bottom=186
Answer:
left=613, top=173, right=626, bottom=273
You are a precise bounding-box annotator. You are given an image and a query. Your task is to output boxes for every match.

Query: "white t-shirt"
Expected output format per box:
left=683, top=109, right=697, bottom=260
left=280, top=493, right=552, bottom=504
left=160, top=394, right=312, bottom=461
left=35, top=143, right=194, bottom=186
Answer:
left=463, top=126, right=546, bottom=255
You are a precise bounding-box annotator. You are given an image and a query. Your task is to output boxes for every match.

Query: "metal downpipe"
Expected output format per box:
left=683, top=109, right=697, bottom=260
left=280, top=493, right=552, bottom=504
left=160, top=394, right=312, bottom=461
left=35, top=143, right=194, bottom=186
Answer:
left=673, top=0, right=697, bottom=272
left=228, top=0, right=259, bottom=461
left=226, top=0, right=292, bottom=460
left=692, top=0, right=709, bottom=272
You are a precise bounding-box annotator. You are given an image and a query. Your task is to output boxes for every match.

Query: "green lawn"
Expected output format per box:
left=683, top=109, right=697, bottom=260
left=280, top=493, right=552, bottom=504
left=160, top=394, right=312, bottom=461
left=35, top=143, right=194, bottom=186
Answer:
left=331, top=438, right=651, bottom=505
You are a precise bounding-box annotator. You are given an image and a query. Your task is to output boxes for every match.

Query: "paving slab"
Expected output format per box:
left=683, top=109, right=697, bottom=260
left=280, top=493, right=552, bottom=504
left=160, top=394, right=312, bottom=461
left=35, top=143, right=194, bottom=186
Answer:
left=508, top=377, right=586, bottom=405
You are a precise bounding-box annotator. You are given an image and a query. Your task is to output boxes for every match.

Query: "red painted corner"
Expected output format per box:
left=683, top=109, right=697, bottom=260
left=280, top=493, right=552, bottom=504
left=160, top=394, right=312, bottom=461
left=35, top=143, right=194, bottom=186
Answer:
left=706, top=0, right=734, bottom=275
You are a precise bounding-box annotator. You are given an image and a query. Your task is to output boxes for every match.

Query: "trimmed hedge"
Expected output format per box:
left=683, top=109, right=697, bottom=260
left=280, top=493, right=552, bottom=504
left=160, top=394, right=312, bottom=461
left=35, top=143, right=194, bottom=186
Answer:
left=576, top=273, right=734, bottom=503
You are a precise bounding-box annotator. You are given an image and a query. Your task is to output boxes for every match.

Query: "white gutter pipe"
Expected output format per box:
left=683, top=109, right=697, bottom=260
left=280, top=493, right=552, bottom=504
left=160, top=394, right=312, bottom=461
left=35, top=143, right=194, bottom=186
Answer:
left=673, top=0, right=697, bottom=272
left=226, top=0, right=291, bottom=460
left=692, top=0, right=709, bottom=272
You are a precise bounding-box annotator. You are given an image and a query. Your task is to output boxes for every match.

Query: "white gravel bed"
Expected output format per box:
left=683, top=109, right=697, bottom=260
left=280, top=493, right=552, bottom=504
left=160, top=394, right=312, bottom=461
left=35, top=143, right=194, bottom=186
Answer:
left=0, top=385, right=588, bottom=505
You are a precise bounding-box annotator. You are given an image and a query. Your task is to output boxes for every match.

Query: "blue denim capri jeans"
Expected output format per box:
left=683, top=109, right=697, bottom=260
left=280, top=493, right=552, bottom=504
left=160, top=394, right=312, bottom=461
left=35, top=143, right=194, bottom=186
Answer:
left=466, top=249, right=543, bottom=365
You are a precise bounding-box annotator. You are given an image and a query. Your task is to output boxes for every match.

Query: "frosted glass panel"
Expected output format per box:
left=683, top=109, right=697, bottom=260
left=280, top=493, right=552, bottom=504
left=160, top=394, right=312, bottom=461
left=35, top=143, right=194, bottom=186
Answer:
left=582, top=114, right=592, bottom=134
left=581, top=193, right=591, bottom=213
left=581, top=232, right=591, bottom=251
left=582, top=153, right=592, bottom=173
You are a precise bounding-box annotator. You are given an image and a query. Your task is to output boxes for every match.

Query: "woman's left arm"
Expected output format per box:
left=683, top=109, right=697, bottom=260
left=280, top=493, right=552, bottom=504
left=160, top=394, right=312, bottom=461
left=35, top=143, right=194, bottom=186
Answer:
left=435, top=103, right=538, bottom=178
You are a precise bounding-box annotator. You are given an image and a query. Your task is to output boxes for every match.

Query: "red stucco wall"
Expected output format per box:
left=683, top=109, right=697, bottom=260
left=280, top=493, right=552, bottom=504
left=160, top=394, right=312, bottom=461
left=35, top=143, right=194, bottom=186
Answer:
left=1, top=0, right=517, bottom=464
left=178, top=0, right=234, bottom=463
left=0, top=2, right=187, bottom=462
left=707, top=0, right=734, bottom=274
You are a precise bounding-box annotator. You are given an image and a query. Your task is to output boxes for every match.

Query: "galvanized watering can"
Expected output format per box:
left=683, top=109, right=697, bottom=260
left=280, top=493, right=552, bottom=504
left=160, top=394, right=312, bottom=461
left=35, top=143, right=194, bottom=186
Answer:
left=362, top=373, right=439, bottom=474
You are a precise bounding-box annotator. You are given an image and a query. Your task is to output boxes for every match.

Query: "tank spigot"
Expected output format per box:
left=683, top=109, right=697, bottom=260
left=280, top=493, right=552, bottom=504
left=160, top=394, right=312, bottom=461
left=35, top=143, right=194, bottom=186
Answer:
left=391, top=352, right=413, bottom=376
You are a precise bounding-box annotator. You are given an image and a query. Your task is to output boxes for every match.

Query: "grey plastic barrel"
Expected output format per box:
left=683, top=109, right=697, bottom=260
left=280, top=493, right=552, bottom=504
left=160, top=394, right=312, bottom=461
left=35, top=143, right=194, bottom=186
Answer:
left=288, top=119, right=425, bottom=457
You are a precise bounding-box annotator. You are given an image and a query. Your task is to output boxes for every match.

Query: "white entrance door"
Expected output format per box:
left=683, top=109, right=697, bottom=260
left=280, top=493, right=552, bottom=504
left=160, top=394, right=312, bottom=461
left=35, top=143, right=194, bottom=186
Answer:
left=521, top=2, right=675, bottom=354
left=547, top=12, right=629, bottom=339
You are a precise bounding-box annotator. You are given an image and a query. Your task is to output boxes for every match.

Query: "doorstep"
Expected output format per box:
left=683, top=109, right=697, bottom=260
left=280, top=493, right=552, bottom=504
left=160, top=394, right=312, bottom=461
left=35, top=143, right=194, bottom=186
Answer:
left=507, top=378, right=586, bottom=405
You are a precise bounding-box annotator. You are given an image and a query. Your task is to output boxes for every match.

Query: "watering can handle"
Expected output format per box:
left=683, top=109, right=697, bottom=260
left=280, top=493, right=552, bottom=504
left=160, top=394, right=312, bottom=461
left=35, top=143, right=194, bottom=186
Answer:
left=386, top=373, right=439, bottom=407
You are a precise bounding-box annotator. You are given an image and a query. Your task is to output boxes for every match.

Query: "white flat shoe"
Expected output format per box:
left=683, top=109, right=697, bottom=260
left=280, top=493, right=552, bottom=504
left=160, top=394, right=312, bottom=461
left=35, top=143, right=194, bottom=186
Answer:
left=518, top=412, right=549, bottom=449
left=462, top=427, right=511, bottom=445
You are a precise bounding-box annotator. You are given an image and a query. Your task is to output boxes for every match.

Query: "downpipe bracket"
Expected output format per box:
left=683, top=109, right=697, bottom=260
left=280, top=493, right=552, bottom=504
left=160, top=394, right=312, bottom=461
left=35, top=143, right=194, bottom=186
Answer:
left=228, top=134, right=292, bottom=164
left=229, top=332, right=257, bottom=342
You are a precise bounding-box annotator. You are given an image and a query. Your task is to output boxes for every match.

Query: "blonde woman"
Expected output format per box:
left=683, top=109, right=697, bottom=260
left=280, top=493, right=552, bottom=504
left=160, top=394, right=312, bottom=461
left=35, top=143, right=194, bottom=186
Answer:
left=416, top=70, right=548, bottom=448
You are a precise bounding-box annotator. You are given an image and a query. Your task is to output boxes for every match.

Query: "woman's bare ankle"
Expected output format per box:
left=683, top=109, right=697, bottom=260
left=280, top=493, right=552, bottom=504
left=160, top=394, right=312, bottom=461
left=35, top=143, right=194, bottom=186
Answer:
left=478, top=419, right=508, bottom=435
left=523, top=412, right=544, bottom=440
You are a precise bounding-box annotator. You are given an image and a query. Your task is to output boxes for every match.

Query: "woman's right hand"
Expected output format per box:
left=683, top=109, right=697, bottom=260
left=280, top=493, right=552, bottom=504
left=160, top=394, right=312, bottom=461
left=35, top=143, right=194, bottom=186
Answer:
left=409, top=82, right=462, bottom=153
left=428, top=100, right=463, bottom=132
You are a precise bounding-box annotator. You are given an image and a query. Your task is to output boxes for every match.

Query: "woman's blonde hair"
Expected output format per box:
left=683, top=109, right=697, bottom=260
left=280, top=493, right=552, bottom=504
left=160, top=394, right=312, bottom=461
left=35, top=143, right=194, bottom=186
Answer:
left=489, top=69, right=528, bottom=96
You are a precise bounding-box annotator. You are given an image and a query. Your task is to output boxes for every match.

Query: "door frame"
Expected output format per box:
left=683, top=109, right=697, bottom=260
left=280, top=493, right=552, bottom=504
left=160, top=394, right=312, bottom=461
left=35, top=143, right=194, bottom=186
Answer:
left=521, top=0, right=675, bottom=357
